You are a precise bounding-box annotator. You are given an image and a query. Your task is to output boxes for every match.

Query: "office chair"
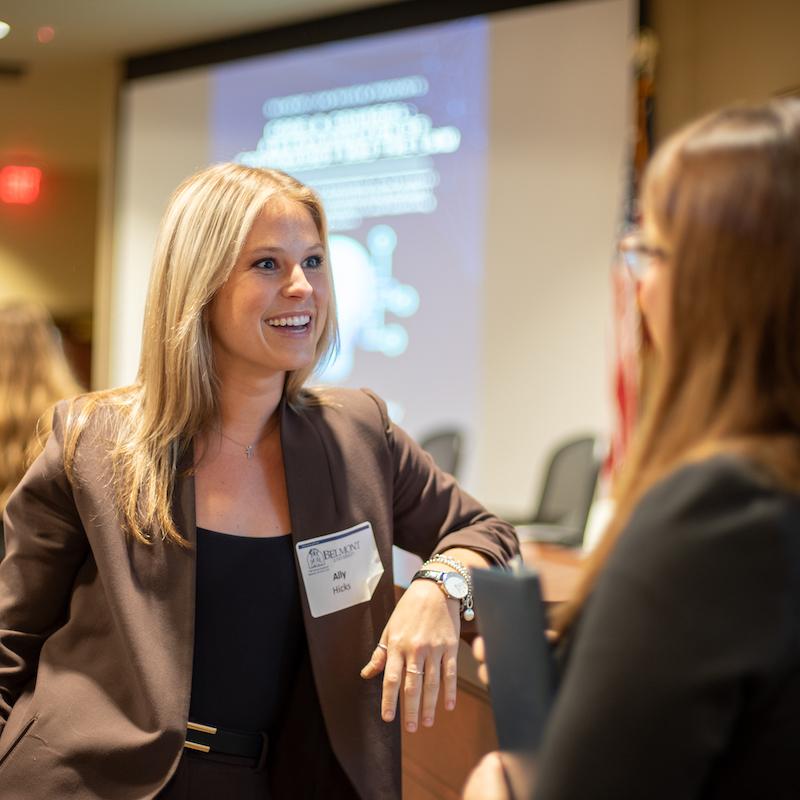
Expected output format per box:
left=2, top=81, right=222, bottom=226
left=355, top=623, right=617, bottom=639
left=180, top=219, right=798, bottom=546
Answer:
left=513, top=435, right=604, bottom=547
left=419, top=429, right=464, bottom=479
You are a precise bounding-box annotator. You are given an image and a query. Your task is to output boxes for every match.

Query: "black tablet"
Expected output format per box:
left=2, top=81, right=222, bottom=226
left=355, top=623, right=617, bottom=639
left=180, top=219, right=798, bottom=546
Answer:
left=472, top=562, right=559, bottom=800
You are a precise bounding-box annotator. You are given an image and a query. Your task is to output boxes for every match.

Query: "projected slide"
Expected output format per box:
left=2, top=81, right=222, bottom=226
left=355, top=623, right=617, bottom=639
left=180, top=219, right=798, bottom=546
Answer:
left=211, top=18, right=487, bottom=437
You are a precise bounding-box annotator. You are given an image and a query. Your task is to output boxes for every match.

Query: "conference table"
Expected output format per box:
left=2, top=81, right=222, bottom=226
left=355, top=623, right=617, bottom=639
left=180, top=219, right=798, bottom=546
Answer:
left=400, top=541, right=583, bottom=800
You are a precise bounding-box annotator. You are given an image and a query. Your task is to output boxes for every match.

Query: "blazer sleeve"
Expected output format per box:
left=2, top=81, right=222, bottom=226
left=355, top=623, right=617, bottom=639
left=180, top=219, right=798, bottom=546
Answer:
left=361, top=389, right=518, bottom=566
left=534, top=457, right=797, bottom=799
left=0, top=401, right=90, bottom=731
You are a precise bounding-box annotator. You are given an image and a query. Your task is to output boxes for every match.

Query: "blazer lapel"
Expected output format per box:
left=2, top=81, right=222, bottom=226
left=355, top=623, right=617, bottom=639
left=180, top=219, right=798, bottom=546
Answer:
left=280, top=398, right=339, bottom=542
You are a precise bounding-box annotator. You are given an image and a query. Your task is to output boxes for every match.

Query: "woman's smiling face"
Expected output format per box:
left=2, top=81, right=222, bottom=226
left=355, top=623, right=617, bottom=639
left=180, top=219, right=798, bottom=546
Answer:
left=207, top=199, right=329, bottom=387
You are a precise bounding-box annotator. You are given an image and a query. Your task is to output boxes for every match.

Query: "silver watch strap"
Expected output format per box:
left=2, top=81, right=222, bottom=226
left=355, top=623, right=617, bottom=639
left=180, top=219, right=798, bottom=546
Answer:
left=413, top=569, right=447, bottom=583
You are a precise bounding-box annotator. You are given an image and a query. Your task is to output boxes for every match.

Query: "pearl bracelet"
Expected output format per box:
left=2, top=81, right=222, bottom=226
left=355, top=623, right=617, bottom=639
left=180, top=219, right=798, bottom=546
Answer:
left=422, top=552, right=475, bottom=621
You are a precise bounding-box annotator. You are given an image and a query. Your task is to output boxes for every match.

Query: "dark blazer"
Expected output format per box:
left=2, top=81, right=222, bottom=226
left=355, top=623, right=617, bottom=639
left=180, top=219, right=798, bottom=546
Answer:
left=0, top=388, right=518, bottom=799
left=537, top=456, right=800, bottom=800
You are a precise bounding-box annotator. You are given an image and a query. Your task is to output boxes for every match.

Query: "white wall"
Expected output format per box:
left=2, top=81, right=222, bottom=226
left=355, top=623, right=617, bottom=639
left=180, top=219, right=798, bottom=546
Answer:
left=477, top=0, right=632, bottom=513
left=110, top=70, right=209, bottom=389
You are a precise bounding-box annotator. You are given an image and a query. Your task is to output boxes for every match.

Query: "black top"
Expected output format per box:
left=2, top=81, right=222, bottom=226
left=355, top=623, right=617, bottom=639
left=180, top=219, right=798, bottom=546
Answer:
left=536, top=456, right=800, bottom=799
left=189, top=528, right=304, bottom=734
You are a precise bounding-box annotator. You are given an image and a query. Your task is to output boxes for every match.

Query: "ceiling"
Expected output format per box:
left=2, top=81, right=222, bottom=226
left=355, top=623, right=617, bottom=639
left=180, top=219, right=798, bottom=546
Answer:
left=0, top=0, right=399, bottom=67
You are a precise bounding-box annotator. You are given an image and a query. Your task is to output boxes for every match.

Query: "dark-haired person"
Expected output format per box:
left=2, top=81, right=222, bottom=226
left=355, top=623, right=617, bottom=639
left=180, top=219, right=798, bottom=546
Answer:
left=464, top=97, right=800, bottom=799
left=0, top=163, right=517, bottom=800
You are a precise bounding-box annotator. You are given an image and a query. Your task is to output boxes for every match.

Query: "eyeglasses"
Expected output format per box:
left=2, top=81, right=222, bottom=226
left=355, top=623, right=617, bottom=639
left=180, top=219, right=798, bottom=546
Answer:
left=618, top=230, right=668, bottom=279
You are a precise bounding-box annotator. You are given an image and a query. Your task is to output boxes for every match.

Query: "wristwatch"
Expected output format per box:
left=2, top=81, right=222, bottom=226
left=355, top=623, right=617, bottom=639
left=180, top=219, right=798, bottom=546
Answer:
left=419, top=553, right=475, bottom=621
left=412, top=568, right=470, bottom=606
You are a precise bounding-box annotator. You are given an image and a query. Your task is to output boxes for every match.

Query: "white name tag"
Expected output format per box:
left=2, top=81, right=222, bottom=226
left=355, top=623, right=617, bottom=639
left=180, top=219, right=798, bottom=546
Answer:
left=296, top=522, right=385, bottom=618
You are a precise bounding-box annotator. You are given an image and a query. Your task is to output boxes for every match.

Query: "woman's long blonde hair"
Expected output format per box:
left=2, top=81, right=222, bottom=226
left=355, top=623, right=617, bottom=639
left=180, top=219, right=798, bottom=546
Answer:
left=0, top=303, right=83, bottom=512
left=65, top=163, right=340, bottom=546
left=556, top=98, right=800, bottom=634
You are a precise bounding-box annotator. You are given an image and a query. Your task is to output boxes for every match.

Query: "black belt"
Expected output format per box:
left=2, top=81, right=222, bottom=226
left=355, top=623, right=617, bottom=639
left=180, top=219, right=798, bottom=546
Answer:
left=184, top=722, right=268, bottom=770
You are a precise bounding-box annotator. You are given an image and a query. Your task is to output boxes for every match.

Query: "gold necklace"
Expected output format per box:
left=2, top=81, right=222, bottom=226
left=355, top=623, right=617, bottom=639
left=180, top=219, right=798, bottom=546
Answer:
left=215, top=414, right=279, bottom=458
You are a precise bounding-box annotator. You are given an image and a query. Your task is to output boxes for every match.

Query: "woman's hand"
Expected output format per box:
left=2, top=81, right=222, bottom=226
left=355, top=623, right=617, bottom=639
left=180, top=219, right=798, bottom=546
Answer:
left=462, top=752, right=511, bottom=800
left=361, top=547, right=490, bottom=732
left=361, top=576, right=460, bottom=732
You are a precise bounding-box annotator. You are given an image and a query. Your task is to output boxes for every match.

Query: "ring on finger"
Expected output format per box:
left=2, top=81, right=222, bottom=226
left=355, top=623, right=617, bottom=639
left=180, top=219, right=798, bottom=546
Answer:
left=406, top=667, right=424, bottom=675
left=378, top=643, right=388, bottom=651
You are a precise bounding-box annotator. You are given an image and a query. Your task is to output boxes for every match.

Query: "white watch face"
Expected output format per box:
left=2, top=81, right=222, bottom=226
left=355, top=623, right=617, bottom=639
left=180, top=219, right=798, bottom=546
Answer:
left=442, top=572, right=468, bottom=600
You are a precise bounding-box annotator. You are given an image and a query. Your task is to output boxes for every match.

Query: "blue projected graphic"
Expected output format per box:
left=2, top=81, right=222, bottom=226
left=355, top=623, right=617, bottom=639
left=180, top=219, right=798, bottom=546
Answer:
left=235, top=77, right=461, bottom=232
left=320, top=225, right=419, bottom=383
left=210, top=17, right=487, bottom=440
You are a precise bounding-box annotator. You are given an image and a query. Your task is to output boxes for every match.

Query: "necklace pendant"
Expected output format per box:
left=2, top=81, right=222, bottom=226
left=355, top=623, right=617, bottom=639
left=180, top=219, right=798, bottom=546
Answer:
left=245, top=445, right=252, bottom=458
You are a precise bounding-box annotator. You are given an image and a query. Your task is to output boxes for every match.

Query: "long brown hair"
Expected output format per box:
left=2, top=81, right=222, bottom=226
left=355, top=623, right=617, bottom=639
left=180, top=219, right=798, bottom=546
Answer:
left=556, top=98, right=800, bottom=633
left=65, top=163, right=340, bottom=546
left=0, top=302, right=83, bottom=511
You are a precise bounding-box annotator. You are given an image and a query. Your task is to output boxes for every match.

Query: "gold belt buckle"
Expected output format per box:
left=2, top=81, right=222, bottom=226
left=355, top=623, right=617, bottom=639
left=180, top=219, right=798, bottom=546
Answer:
left=184, top=721, right=217, bottom=753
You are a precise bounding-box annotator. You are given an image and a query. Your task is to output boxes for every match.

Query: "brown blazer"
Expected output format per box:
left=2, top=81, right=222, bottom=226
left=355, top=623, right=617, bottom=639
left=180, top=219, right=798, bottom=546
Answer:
left=0, top=388, right=518, bottom=799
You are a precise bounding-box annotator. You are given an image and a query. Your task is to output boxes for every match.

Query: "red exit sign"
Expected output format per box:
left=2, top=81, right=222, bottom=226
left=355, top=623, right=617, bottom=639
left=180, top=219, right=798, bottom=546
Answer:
left=0, top=166, right=42, bottom=204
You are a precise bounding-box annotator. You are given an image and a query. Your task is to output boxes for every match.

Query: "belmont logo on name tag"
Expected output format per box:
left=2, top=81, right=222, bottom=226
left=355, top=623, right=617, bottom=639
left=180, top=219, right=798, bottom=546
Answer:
left=296, top=522, right=385, bottom=618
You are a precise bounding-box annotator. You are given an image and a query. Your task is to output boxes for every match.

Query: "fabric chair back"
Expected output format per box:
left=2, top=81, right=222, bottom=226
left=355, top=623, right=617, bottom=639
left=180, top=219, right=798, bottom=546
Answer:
left=532, top=436, right=602, bottom=532
left=419, top=429, right=464, bottom=479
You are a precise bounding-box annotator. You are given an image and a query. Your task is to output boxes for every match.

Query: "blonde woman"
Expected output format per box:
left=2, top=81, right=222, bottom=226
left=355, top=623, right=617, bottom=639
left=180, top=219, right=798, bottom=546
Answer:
left=464, top=98, right=800, bottom=799
left=0, top=164, right=517, bottom=799
left=0, top=302, right=83, bottom=558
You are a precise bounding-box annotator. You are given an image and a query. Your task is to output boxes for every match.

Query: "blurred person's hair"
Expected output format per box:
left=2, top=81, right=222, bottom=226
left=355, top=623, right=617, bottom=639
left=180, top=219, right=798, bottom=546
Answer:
left=557, top=97, right=800, bottom=633
left=0, top=302, right=83, bottom=512
left=65, top=163, right=340, bottom=546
